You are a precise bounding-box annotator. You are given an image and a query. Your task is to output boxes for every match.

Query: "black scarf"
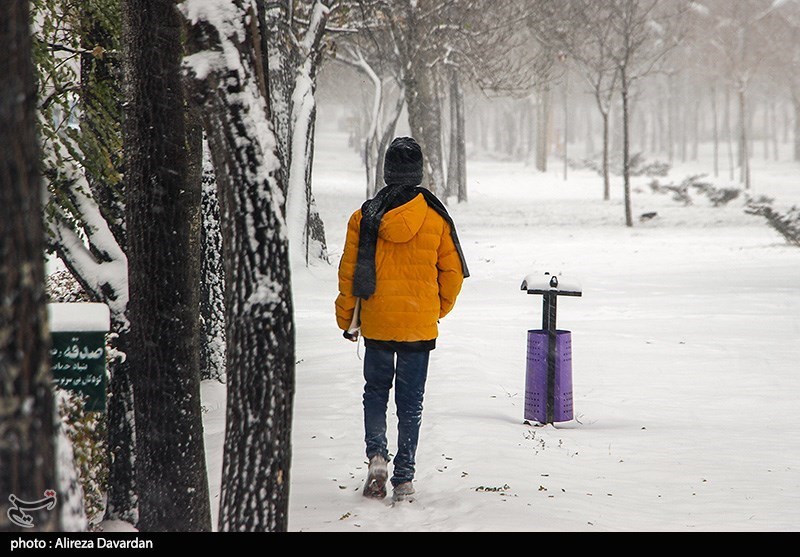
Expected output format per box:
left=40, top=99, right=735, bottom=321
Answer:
left=353, top=185, right=470, bottom=299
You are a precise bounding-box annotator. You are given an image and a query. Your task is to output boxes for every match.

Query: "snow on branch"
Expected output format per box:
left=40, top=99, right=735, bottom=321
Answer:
left=300, top=1, right=332, bottom=52
left=180, top=0, right=282, bottom=208
left=45, top=151, right=128, bottom=327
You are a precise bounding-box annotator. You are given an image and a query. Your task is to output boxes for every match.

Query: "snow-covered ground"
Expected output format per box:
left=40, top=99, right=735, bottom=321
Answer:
left=202, top=131, right=800, bottom=531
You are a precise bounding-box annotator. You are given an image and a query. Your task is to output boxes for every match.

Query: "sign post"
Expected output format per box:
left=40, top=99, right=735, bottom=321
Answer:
left=48, top=303, right=111, bottom=412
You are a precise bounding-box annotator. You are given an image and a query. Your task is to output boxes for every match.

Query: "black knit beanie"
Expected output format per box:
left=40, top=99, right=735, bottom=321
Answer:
left=383, top=137, right=424, bottom=187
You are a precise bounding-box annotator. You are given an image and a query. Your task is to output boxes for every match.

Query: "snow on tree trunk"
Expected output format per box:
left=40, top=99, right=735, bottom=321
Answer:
left=181, top=0, right=296, bottom=532
left=200, top=140, right=226, bottom=383
left=122, top=0, right=211, bottom=532
left=260, top=1, right=294, bottom=196
left=0, top=0, right=59, bottom=531
left=286, top=1, right=330, bottom=265
left=287, top=63, right=319, bottom=265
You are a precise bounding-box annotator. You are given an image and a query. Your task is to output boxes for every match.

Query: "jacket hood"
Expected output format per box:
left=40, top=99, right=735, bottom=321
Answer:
left=379, top=193, right=427, bottom=244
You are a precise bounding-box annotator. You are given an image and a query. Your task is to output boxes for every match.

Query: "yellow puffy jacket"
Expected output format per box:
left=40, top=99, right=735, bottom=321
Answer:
left=335, top=193, right=464, bottom=342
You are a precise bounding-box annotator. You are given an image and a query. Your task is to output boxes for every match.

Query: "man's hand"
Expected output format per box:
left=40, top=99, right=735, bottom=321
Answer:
left=343, top=330, right=359, bottom=342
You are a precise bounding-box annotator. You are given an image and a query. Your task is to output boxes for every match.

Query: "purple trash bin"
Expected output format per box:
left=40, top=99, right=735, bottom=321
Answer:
left=525, top=330, right=574, bottom=424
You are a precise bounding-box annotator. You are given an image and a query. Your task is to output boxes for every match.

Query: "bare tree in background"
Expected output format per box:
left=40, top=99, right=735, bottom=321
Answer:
left=336, top=43, right=406, bottom=199
left=761, top=0, right=800, bottom=162
left=0, top=0, right=59, bottom=532
left=701, top=0, right=781, bottom=190
left=535, top=0, right=620, bottom=200
left=608, top=0, right=687, bottom=227
left=259, top=0, right=335, bottom=265
left=352, top=0, right=550, bottom=199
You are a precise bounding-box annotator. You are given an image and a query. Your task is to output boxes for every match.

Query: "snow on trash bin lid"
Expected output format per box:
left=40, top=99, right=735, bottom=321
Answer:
left=48, top=303, right=111, bottom=333
left=520, top=274, right=582, bottom=297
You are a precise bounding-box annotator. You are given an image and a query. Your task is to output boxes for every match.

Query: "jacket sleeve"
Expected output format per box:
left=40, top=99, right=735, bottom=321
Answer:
left=437, top=221, right=464, bottom=319
left=335, top=211, right=361, bottom=330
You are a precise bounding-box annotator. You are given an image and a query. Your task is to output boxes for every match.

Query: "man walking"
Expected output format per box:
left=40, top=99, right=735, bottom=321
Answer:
left=335, top=137, right=469, bottom=502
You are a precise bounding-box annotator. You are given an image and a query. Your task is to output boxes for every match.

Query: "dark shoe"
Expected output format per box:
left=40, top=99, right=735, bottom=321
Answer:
left=392, top=481, right=415, bottom=503
left=362, top=455, right=388, bottom=499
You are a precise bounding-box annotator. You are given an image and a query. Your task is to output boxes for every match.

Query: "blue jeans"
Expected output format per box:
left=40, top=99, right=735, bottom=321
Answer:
left=363, top=347, right=430, bottom=487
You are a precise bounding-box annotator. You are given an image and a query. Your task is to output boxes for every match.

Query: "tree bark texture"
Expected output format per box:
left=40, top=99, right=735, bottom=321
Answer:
left=258, top=0, right=294, bottom=197
left=446, top=70, right=467, bottom=204
left=103, top=326, right=136, bottom=524
left=0, top=0, right=59, bottom=532
left=621, top=69, right=633, bottom=228
left=183, top=1, right=296, bottom=531
left=122, top=0, right=211, bottom=532
left=405, top=61, right=446, bottom=195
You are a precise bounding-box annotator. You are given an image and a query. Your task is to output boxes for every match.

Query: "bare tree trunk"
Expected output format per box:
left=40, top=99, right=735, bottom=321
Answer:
left=793, top=93, right=800, bottom=162
left=446, top=69, right=460, bottom=200
left=621, top=69, right=633, bottom=228
left=711, top=84, right=719, bottom=178
left=692, top=98, right=700, bottom=162
left=446, top=70, right=467, bottom=204
left=763, top=102, right=769, bottom=161
left=667, top=73, right=675, bottom=164
left=725, top=86, right=735, bottom=181
left=123, top=0, right=211, bottom=532
left=0, top=0, right=59, bottom=532
left=657, top=102, right=663, bottom=154
left=738, top=85, right=751, bottom=189
left=771, top=100, right=779, bottom=161
left=563, top=74, right=569, bottom=181
left=405, top=60, right=445, bottom=194
left=259, top=0, right=294, bottom=197
left=536, top=85, right=551, bottom=173
left=601, top=110, right=611, bottom=201
left=679, top=76, right=687, bottom=163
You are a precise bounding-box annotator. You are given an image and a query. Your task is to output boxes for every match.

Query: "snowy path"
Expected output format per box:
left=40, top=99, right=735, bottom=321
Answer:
left=203, top=132, right=800, bottom=531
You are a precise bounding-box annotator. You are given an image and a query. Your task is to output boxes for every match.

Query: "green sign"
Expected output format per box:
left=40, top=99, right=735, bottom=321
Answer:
left=51, top=332, right=107, bottom=412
